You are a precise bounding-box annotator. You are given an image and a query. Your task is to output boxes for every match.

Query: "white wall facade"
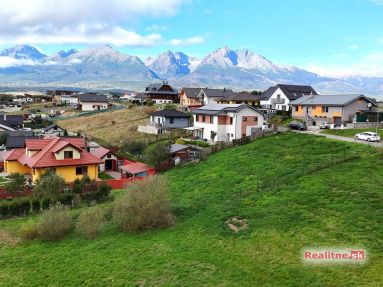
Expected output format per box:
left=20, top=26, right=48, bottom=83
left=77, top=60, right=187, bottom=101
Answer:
left=260, top=87, right=291, bottom=111
left=81, top=102, right=108, bottom=111
left=193, top=107, right=264, bottom=142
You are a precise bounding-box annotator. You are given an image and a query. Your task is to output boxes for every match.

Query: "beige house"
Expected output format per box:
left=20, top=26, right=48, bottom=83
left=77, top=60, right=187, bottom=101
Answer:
left=290, top=94, right=377, bottom=126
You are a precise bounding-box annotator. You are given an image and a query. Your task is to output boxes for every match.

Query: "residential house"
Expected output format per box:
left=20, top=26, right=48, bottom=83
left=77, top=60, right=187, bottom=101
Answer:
left=130, top=93, right=148, bottom=103
left=260, top=84, right=318, bottom=112
left=290, top=94, right=377, bottom=126
left=198, top=88, right=236, bottom=105
left=0, top=114, right=23, bottom=130
left=169, top=143, right=198, bottom=165
left=42, top=124, right=66, bottom=136
left=150, top=109, right=190, bottom=132
left=90, top=146, right=119, bottom=172
left=144, top=82, right=179, bottom=103
left=190, top=104, right=265, bottom=142
left=217, top=91, right=261, bottom=106
left=5, top=130, right=37, bottom=150
left=4, top=137, right=102, bottom=182
left=77, top=93, right=109, bottom=111
left=119, top=161, right=156, bottom=178
left=48, top=90, right=78, bottom=104
left=179, top=87, right=203, bottom=111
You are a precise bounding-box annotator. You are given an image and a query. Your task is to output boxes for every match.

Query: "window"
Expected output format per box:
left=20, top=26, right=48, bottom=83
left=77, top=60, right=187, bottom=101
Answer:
left=254, top=116, right=258, bottom=122
left=210, top=116, right=213, bottom=123
left=202, top=115, right=206, bottom=122
left=64, top=151, right=73, bottom=159
left=243, top=117, right=247, bottom=122
left=76, top=166, right=88, bottom=176
left=295, top=106, right=299, bottom=112
left=322, top=106, right=329, bottom=113
left=170, top=117, right=174, bottom=124
left=230, top=117, right=233, bottom=124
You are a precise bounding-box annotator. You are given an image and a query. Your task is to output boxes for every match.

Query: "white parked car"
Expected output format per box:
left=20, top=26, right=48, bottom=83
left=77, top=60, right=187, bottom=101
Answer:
left=319, top=122, right=332, bottom=129
left=354, top=132, right=381, bottom=142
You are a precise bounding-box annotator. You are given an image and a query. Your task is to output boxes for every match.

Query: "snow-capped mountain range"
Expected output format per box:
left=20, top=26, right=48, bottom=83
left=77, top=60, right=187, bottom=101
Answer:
left=0, top=44, right=382, bottom=96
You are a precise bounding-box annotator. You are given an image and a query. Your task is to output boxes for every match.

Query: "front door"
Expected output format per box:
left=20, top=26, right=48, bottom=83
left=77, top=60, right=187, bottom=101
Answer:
left=105, top=159, right=113, bottom=170
left=334, top=117, right=342, bottom=127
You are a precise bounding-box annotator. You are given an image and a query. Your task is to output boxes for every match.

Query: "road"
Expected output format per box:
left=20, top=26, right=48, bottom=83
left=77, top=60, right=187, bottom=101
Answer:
left=300, top=130, right=383, bottom=147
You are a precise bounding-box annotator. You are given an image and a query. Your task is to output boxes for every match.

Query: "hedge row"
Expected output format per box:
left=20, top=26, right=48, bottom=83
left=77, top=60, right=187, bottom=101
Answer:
left=0, top=184, right=112, bottom=218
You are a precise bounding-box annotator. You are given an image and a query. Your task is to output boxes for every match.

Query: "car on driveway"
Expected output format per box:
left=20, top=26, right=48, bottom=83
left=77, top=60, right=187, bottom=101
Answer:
left=354, top=132, right=381, bottom=142
left=289, top=121, right=307, bottom=131
left=319, top=122, right=332, bottom=129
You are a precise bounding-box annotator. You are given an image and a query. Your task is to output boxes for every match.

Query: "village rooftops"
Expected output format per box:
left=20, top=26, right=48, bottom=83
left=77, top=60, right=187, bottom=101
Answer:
left=150, top=109, right=189, bottom=117
left=5, top=137, right=102, bottom=169
left=144, top=83, right=178, bottom=95
left=290, top=94, right=377, bottom=107
left=180, top=87, right=202, bottom=99
left=77, top=93, right=108, bottom=103
left=261, top=84, right=317, bottom=100
left=192, top=104, right=264, bottom=115
left=201, top=88, right=236, bottom=99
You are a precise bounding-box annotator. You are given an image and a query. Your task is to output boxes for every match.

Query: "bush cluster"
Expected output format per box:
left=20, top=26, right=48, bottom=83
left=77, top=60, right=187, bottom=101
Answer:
left=38, top=203, right=72, bottom=241
left=76, top=206, right=105, bottom=239
left=113, top=176, right=174, bottom=232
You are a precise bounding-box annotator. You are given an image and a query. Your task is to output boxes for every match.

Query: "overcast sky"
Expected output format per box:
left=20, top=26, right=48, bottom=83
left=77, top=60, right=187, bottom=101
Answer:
left=0, top=0, right=383, bottom=77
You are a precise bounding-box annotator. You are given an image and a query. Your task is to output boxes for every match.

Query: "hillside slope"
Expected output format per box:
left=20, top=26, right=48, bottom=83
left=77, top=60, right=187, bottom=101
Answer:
left=0, top=133, right=382, bottom=286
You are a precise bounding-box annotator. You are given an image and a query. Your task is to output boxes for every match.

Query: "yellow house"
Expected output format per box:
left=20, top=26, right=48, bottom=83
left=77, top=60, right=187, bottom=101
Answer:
left=4, top=137, right=102, bottom=182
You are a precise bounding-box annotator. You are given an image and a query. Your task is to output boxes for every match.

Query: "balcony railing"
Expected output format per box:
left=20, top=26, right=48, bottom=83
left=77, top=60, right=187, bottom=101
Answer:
left=271, top=98, right=285, bottom=104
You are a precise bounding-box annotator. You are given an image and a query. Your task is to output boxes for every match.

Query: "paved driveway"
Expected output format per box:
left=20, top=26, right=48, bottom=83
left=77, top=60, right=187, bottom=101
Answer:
left=299, top=130, right=383, bottom=147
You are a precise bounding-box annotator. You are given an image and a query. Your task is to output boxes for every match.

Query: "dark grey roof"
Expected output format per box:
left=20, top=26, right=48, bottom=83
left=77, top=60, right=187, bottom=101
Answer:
left=201, top=88, right=235, bottom=99
left=151, top=109, right=189, bottom=118
left=170, top=144, right=190, bottom=154
left=133, top=94, right=148, bottom=99
left=0, top=114, right=23, bottom=128
left=261, top=84, right=317, bottom=100
left=145, top=83, right=178, bottom=95
left=227, top=92, right=262, bottom=102
left=290, top=94, right=377, bottom=107
left=77, top=93, right=108, bottom=103
left=43, top=124, right=64, bottom=132
left=7, top=130, right=33, bottom=137
left=6, top=136, right=39, bottom=149
left=192, top=104, right=265, bottom=116
left=181, top=87, right=202, bottom=99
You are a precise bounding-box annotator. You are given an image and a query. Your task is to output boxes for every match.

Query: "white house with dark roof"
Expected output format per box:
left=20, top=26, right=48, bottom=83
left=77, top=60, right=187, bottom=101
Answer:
left=190, top=104, right=265, bottom=142
left=77, top=93, right=109, bottom=111
left=42, top=124, right=65, bottom=136
left=260, top=84, right=317, bottom=111
left=144, top=82, right=179, bottom=103
left=290, top=94, right=377, bottom=126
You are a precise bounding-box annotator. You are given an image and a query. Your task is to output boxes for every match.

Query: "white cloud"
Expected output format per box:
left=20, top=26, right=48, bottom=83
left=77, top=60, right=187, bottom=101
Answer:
left=347, top=44, right=359, bottom=49
left=0, top=56, right=39, bottom=68
left=146, top=24, right=167, bottom=32
left=306, top=52, right=383, bottom=77
left=169, top=36, right=205, bottom=46
left=0, top=0, right=187, bottom=47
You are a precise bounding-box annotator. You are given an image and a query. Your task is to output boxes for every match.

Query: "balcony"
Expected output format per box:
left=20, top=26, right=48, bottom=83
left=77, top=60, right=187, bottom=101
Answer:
left=271, top=98, right=285, bottom=104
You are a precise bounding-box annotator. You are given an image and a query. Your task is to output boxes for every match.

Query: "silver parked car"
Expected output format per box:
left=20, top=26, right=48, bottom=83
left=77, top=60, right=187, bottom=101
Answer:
left=354, top=132, right=381, bottom=142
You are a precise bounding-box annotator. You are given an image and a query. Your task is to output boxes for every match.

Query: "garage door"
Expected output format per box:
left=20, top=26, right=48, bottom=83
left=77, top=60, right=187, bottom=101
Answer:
left=334, top=117, right=342, bottom=127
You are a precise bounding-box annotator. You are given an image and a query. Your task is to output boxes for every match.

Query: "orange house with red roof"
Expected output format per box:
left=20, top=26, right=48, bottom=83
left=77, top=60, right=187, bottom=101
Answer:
left=4, top=137, right=103, bottom=183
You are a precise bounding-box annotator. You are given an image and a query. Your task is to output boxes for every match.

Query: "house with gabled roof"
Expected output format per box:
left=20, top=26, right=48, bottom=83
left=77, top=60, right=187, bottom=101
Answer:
left=77, top=93, right=109, bottom=111
left=144, top=81, right=179, bottom=103
left=4, top=137, right=102, bottom=182
left=260, top=84, right=317, bottom=111
left=179, top=87, right=204, bottom=111
left=217, top=91, right=262, bottom=107
left=42, top=124, right=66, bottom=136
left=190, top=104, right=265, bottom=142
left=0, top=114, right=23, bottom=130
left=290, top=94, right=377, bottom=126
left=198, top=88, right=236, bottom=105
left=90, top=146, right=119, bottom=172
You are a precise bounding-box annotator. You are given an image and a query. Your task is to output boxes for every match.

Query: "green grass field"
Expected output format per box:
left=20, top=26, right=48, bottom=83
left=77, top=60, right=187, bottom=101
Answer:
left=0, top=133, right=382, bottom=286
left=322, top=127, right=383, bottom=138
left=98, top=172, right=114, bottom=180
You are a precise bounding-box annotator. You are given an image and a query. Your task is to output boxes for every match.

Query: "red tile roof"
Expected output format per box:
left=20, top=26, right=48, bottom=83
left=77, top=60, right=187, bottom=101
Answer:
left=5, top=137, right=102, bottom=168
left=90, top=147, right=111, bottom=159
left=120, top=162, right=153, bottom=175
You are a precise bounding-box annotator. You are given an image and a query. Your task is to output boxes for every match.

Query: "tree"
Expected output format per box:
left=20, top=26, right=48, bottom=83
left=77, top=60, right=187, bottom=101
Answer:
left=0, top=132, right=8, bottom=145
left=144, top=141, right=171, bottom=166
left=34, top=169, right=66, bottom=198
left=5, top=173, right=25, bottom=194
left=122, top=140, right=146, bottom=157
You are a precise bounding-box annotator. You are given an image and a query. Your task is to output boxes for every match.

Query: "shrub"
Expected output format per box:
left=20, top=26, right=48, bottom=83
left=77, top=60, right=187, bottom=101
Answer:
left=31, top=197, right=41, bottom=212
left=18, top=220, right=39, bottom=240
left=34, top=169, right=66, bottom=198
left=56, top=192, right=74, bottom=206
left=0, top=201, right=9, bottom=218
left=4, top=173, right=25, bottom=194
left=0, top=228, right=21, bottom=246
left=41, top=197, right=52, bottom=210
left=144, top=142, right=171, bottom=166
left=7, top=198, right=31, bottom=217
left=38, top=203, right=72, bottom=241
left=113, top=176, right=174, bottom=232
left=122, top=140, right=146, bottom=157
left=76, top=206, right=105, bottom=239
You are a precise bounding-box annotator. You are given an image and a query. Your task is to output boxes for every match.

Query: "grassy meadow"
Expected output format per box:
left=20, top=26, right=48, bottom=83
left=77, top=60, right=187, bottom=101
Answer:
left=56, top=106, right=157, bottom=146
left=0, top=133, right=382, bottom=286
